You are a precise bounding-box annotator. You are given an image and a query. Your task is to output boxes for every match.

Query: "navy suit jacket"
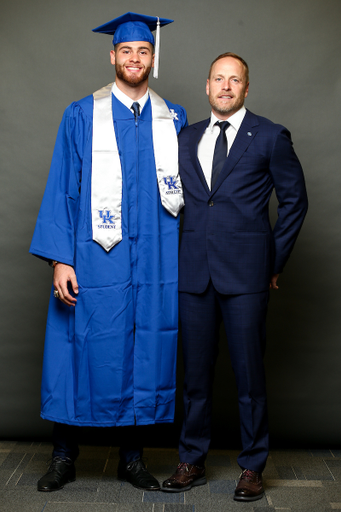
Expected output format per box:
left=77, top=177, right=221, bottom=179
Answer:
left=178, top=109, right=308, bottom=295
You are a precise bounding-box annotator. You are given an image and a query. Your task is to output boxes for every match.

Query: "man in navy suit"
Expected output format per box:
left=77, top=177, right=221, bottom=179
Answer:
left=162, top=53, right=308, bottom=501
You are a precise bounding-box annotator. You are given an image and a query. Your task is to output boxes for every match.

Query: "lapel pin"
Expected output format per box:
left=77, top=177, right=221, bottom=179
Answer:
left=247, top=132, right=252, bottom=136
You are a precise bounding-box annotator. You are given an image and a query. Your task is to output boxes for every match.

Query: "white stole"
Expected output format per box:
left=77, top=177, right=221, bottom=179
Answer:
left=91, top=83, right=184, bottom=252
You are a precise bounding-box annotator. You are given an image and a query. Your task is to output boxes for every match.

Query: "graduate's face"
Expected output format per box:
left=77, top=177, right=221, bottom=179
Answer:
left=206, top=57, right=249, bottom=119
left=111, top=42, right=154, bottom=87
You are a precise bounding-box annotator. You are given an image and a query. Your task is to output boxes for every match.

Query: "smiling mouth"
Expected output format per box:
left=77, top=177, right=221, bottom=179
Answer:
left=126, top=66, right=143, bottom=72
left=218, top=95, right=233, bottom=99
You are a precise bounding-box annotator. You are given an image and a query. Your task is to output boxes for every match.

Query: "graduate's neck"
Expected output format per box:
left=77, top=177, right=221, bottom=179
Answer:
left=115, top=77, right=149, bottom=102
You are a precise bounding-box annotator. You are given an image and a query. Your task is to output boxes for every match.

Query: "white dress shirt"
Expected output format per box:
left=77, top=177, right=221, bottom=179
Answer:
left=112, top=82, right=149, bottom=114
left=198, top=106, right=247, bottom=189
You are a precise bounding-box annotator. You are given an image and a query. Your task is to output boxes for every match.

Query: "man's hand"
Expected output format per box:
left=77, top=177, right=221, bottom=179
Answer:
left=53, top=263, right=79, bottom=306
left=269, top=273, right=279, bottom=290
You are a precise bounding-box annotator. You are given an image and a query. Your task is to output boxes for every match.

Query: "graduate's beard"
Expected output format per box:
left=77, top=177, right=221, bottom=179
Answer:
left=115, top=64, right=152, bottom=87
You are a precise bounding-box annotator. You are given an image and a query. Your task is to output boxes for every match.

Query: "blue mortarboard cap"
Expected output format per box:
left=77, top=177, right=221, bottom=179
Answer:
left=92, top=12, right=174, bottom=78
left=92, top=12, right=173, bottom=46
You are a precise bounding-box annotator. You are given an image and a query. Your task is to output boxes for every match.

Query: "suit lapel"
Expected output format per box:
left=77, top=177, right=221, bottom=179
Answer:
left=211, top=110, right=259, bottom=195
left=188, top=118, right=211, bottom=194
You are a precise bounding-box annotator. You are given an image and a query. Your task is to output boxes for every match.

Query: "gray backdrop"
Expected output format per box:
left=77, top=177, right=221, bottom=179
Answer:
left=1, top=0, right=340, bottom=448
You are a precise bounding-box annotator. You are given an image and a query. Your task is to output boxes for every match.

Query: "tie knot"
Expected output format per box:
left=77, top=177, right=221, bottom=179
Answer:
left=215, top=120, right=230, bottom=132
left=131, top=102, right=140, bottom=118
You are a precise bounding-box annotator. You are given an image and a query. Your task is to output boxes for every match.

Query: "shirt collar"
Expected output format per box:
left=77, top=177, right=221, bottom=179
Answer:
left=209, top=105, right=246, bottom=132
left=112, top=82, right=149, bottom=112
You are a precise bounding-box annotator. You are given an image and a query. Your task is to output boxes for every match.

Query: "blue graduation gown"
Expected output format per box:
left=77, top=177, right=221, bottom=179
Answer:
left=30, top=92, right=187, bottom=426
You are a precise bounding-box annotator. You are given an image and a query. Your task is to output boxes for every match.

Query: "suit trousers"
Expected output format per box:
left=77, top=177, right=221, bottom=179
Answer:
left=179, top=281, right=269, bottom=473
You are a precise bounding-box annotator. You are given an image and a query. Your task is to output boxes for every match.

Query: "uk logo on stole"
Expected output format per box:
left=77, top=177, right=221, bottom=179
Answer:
left=163, top=176, right=182, bottom=195
left=97, top=209, right=116, bottom=229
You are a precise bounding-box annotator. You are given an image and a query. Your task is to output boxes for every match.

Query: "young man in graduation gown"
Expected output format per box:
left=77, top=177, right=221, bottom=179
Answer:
left=30, top=12, right=187, bottom=492
left=161, top=53, right=308, bottom=501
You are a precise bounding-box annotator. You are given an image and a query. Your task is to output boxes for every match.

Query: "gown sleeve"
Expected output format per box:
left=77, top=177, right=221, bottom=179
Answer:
left=164, top=100, right=188, bottom=133
left=177, top=104, right=189, bottom=131
left=29, top=102, right=91, bottom=266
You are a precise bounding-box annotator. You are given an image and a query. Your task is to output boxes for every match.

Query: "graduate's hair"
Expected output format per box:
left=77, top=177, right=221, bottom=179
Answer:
left=208, top=52, right=249, bottom=84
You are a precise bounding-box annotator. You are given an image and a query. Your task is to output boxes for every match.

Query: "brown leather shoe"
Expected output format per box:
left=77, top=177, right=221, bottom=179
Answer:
left=161, top=462, right=206, bottom=492
left=234, top=469, right=264, bottom=501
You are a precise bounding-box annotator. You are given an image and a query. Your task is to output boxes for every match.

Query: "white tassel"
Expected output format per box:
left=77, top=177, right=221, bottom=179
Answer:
left=153, top=17, right=160, bottom=79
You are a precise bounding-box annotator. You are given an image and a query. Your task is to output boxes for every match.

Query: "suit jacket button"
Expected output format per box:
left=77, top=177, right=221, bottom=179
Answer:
left=209, top=201, right=214, bottom=207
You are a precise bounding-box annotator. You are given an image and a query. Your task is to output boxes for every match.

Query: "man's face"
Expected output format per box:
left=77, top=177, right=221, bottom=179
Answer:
left=110, top=42, right=154, bottom=87
left=206, top=57, right=249, bottom=119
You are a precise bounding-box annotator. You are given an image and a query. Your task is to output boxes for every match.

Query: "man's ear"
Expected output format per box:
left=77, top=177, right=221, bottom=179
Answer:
left=110, top=50, right=116, bottom=66
left=206, top=79, right=210, bottom=97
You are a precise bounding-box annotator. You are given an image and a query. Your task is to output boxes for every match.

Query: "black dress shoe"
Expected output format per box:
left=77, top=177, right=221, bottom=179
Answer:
left=37, top=457, right=76, bottom=492
left=117, top=459, right=160, bottom=491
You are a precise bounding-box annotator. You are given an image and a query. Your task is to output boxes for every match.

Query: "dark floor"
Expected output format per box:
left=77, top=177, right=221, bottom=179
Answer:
left=1, top=441, right=341, bottom=511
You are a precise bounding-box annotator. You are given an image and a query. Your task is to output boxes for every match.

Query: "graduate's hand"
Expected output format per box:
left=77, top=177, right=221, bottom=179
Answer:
left=269, top=274, right=279, bottom=290
left=53, top=263, right=79, bottom=306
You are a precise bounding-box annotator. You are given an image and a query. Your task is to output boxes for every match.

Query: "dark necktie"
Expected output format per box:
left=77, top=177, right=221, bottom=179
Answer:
left=131, top=101, right=140, bottom=122
left=211, top=121, right=230, bottom=189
